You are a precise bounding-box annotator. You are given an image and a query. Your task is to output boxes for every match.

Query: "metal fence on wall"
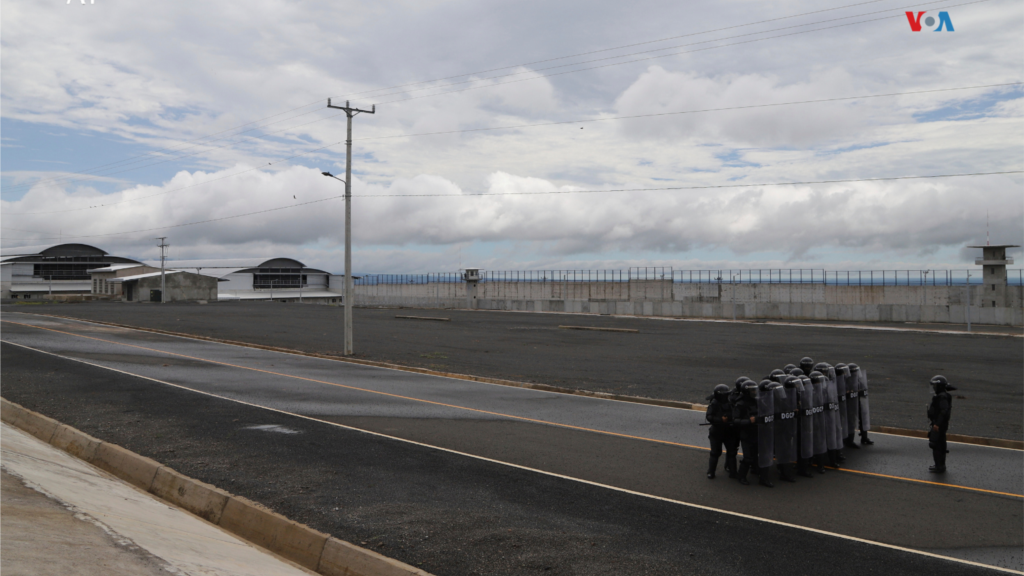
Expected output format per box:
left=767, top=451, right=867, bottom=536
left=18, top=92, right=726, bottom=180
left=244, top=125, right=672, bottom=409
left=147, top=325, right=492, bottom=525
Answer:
left=355, top=268, right=1023, bottom=286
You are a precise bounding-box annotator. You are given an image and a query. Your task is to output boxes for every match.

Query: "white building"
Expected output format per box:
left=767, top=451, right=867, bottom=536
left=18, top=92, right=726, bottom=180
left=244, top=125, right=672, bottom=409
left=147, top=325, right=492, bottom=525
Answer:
left=1, top=243, right=143, bottom=300
left=155, top=257, right=348, bottom=303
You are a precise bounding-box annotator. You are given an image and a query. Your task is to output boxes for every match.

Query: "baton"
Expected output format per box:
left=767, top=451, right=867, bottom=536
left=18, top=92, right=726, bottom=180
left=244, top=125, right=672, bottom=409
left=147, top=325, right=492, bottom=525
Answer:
left=698, top=422, right=711, bottom=426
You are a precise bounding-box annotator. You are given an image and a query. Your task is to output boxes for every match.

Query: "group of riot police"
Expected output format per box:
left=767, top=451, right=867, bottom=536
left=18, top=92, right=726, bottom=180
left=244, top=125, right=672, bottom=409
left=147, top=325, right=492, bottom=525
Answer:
left=704, top=357, right=874, bottom=487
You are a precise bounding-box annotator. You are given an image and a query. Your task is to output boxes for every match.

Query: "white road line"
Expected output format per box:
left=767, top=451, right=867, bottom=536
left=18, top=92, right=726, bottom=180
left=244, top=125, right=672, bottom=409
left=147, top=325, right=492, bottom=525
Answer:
left=2, top=339, right=1020, bottom=575
left=7, top=311, right=1020, bottom=452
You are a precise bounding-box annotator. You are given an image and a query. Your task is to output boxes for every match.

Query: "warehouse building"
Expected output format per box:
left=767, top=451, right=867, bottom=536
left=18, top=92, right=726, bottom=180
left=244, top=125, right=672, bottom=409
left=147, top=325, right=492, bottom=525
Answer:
left=159, top=257, right=346, bottom=303
left=1, top=243, right=143, bottom=300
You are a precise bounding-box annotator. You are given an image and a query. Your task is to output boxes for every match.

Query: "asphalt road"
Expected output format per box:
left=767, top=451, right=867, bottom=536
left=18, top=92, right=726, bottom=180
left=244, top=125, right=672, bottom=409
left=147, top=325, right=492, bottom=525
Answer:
left=2, top=312, right=1021, bottom=573
left=8, top=301, right=1022, bottom=440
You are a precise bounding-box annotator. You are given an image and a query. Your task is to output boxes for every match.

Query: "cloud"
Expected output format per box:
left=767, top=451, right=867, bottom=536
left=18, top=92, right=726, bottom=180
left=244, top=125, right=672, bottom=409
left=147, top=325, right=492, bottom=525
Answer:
left=3, top=166, right=1019, bottom=272
left=2, top=0, right=1022, bottom=272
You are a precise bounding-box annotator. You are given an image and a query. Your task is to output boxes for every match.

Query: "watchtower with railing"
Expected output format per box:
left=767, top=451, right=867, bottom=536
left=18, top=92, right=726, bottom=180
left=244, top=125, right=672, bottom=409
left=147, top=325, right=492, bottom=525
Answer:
left=967, top=244, right=1019, bottom=308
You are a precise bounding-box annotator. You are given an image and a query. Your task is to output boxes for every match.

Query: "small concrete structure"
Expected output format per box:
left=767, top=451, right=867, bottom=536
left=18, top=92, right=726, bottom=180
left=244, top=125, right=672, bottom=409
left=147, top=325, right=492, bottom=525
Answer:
left=89, top=265, right=161, bottom=299
left=968, top=244, right=1019, bottom=308
left=114, top=270, right=218, bottom=303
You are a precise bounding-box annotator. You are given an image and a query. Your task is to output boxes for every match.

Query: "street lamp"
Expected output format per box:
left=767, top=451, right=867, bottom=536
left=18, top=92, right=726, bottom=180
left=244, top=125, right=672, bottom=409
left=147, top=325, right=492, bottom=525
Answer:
left=323, top=170, right=353, bottom=355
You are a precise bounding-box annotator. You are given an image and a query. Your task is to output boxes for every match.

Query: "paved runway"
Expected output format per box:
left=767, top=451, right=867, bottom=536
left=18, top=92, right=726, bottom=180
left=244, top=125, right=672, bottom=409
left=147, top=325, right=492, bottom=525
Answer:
left=2, top=312, right=1022, bottom=572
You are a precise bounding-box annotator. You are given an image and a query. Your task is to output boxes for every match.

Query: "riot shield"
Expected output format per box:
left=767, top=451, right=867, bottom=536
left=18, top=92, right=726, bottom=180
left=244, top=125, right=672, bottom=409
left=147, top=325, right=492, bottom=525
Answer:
left=812, top=377, right=828, bottom=456
left=836, top=369, right=849, bottom=440
left=858, top=369, right=871, bottom=432
left=846, top=371, right=860, bottom=436
left=774, top=381, right=798, bottom=465
left=798, top=379, right=815, bottom=460
left=824, top=370, right=840, bottom=450
left=757, top=384, right=776, bottom=470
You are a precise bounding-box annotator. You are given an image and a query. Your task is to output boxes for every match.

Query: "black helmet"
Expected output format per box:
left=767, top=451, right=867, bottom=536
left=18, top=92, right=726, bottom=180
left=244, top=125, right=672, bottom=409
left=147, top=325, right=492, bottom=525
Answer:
left=848, top=363, right=860, bottom=373
left=813, top=362, right=830, bottom=374
left=834, top=362, right=848, bottom=375
left=809, top=370, right=825, bottom=382
left=781, top=374, right=797, bottom=388
left=930, top=375, right=957, bottom=392
left=783, top=364, right=797, bottom=374
left=709, top=383, right=731, bottom=402
left=768, top=369, right=786, bottom=382
left=789, top=367, right=805, bottom=377
left=800, top=357, right=815, bottom=371
left=743, top=381, right=759, bottom=398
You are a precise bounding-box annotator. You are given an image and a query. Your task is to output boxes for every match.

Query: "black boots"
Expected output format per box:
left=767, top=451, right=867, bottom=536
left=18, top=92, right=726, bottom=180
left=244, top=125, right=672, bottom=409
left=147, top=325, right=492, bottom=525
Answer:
left=815, top=455, right=827, bottom=474
left=707, top=455, right=719, bottom=479
left=725, top=453, right=737, bottom=479
left=827, top=450, right=841, bottom=469
left=778, top=463, right=796, bottom=483
left=797, top=459, right=814, bottom=478
left=737, top=460, right=751, bottom=485
left=860, top=432, right=874, bottom=445
left=844, top=434, right=860, bottom=449
left=930, top=449, right=948, bottom=473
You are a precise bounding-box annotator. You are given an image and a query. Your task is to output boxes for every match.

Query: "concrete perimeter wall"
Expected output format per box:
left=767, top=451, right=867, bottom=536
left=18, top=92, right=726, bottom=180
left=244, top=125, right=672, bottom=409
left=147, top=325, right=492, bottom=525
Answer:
left=354, top=281, right=1024, bottom=326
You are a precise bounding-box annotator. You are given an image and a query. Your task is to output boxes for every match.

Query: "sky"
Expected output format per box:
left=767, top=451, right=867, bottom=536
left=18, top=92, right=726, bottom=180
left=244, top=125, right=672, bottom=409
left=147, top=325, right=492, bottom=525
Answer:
left=1, top=0, right=1022, bottom=274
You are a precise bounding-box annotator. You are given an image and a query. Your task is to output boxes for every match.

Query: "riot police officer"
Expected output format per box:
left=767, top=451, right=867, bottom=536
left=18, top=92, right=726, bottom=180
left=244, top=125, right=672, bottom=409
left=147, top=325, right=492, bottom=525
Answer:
left=799, top=357, right=815, bottom=378
left=733, top=381, right=763, bottom=486
left=927, top=375, right=956, bottom=473
left=705, top=384, right=737, bottom=479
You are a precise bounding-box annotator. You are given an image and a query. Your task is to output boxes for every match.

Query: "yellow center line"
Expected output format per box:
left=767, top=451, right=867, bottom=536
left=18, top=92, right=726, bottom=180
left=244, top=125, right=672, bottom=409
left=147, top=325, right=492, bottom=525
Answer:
left=4, top=318, right=1022, bottom=500
left=2, top=319, right=707, bottom=450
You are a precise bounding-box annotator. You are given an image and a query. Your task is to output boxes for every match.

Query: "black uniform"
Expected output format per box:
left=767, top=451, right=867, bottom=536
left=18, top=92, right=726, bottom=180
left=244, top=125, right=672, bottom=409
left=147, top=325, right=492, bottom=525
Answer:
left=733, top=393, right=759, bottom=484
left=927, top=391, right=953, bottom=472
left=705, top=398, right=737, bottom=478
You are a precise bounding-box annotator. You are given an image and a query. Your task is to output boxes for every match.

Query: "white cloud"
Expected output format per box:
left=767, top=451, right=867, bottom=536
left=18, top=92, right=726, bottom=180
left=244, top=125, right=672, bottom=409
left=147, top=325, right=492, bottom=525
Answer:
left=2, top=0, right=1022, bottom=272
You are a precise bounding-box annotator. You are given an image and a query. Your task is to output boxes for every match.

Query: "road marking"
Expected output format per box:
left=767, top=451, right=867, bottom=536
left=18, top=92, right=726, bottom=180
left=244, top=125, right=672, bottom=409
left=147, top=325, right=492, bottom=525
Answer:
left=3, top=339, right=1022, bottom=576
left=12, top=312, right=1024, bottom=451
left=3, top=317, right=1022, bottom=500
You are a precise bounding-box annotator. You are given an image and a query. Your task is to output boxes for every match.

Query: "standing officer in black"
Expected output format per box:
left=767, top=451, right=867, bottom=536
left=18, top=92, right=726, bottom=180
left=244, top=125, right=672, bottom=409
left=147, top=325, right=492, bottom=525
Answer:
left=928, top=375, right=956, bottom=473
left=733, top=381, right=764, bottom=486
left=705, top=384, right=737, bottom=479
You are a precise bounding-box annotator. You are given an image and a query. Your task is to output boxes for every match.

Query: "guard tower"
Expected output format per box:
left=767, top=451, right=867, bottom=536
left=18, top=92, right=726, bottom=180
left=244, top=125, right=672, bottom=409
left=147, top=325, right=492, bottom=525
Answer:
left=463, top=268, right=482, bottom=309
left=967, top=244, right=1019, bottom=308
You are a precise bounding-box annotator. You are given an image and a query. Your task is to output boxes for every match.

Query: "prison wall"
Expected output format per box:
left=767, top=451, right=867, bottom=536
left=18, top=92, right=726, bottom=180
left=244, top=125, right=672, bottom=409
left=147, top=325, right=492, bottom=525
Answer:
left=352, top=280, right=1023, bottom=326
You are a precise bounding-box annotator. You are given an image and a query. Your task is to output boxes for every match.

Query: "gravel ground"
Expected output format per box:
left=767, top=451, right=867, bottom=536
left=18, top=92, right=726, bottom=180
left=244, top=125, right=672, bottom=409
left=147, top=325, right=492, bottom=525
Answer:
left=1, top=343, right=999, bottom=576
left=4, top=301, right=1022, bottom=440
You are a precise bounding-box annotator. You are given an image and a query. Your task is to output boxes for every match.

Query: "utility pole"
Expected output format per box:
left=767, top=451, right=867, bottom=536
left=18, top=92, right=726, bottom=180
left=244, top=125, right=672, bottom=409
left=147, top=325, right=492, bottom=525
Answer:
left=965, top=271, right=972, bottom=333
left=324, top=99, right=375, bottom=356
left=156, top=237, right=168, bottom=303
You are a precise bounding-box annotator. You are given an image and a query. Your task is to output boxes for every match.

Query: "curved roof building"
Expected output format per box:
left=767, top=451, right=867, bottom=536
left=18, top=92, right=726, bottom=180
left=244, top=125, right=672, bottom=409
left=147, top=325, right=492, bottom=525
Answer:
left=1, top=243, right=143, bottom=299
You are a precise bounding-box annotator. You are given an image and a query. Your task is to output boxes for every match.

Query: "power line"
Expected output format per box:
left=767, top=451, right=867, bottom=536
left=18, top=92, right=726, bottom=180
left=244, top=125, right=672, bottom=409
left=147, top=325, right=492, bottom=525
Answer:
left=376, top=0, right=994, bottom=105
left=353, top=171, right=1024, bottom=197
left=4, top=193, right=348, bottom=242
left=4, top=171, right=1019, bottom=244
left=8, top=0, right=889, bottom=198
left=361, top=1, right=917, bottom=103
left=5, top=81, right=1014, bottom=216
left=358, top=82, right=1022, bottom=142
left=343, top=0, right=898, bottom=100
left=2, top=0, right=900, bottom=196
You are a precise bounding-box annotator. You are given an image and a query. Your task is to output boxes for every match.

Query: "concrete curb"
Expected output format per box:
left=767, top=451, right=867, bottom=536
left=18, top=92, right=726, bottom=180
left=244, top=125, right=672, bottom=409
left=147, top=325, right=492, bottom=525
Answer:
left=14, top=313, right=1023, bottom=450
left=0, top=397, right=433, bottom=576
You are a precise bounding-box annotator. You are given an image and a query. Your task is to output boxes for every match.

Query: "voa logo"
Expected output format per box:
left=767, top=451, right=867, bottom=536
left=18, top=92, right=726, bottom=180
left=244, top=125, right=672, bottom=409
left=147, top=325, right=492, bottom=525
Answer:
left=906, top=11, right=954, bottom=31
